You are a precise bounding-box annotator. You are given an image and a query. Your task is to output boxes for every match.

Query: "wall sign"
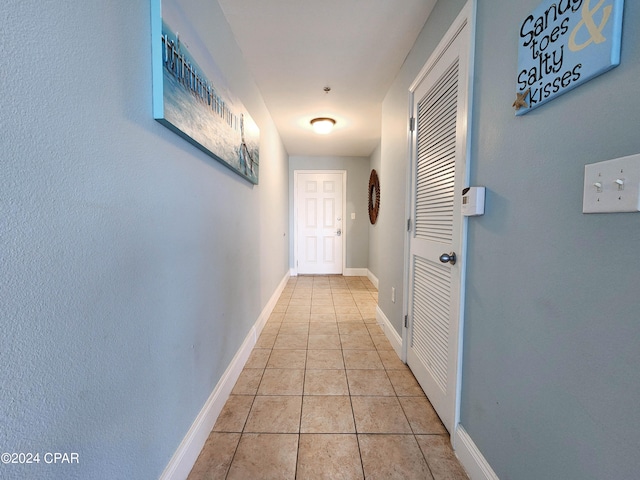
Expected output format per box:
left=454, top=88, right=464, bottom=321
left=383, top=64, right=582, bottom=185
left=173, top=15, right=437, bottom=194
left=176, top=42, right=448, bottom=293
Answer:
left=151, top=0, right=260, bottom=184
left=514, top=0, right=624, bottom=115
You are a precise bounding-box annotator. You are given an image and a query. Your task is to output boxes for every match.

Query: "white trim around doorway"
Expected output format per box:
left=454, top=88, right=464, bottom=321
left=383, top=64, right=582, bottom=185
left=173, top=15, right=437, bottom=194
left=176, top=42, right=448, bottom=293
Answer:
left=402, top=0, right=476, bottom=438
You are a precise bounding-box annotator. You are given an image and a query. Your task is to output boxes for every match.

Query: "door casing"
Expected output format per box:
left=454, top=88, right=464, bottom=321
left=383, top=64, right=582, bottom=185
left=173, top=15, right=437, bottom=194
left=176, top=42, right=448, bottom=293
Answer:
left=402, top=0, right=476, bottom=436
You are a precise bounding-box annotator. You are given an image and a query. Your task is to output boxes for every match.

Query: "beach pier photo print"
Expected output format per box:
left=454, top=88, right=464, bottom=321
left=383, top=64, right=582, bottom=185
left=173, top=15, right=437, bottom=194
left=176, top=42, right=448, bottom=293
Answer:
left=151, top=0, right=260, bottom=184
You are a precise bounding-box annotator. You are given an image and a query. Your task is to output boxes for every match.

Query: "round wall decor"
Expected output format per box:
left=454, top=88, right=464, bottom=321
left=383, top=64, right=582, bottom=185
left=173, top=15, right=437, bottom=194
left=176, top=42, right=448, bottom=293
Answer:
left=368, top=169, right=380, bottom=224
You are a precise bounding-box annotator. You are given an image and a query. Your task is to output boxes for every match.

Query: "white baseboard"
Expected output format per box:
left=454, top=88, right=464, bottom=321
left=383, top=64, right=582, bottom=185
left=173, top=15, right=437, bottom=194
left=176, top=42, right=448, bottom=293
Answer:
left=291, top=268, right=376, bottom=282
left=343, top=268, right=369, bottom=277
left=254, top=273, right=291, bottom=337
left=367, top=270, right=379, bottom=289
left=160, top=272, right=290, bottom=480
left=376, top=305, right=403, bottom=359
left=454, top=425, right=499, bottom=480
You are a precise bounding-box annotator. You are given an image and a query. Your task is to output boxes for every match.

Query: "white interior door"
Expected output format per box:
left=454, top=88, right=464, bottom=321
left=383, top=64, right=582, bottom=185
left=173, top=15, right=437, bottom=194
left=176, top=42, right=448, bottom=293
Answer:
left=295, top=171, right=344, bottom=275
left=406, top=6, right=472, bottom=434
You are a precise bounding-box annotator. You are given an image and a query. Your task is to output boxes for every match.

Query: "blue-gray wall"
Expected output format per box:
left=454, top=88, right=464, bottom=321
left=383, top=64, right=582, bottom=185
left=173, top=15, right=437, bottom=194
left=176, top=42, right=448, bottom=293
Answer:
left=0, top=1, right=289, bottom=479
left=377, top=0, right=640, bottom=478
left=462, top=1, right=640, bottom=478
left=289, top=156, right=371, bottom=271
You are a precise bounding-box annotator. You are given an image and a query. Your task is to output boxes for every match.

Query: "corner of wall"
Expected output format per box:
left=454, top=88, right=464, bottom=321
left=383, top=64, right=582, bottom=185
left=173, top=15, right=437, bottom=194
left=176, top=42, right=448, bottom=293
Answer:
left=375, top=305, right=403, bottom=360
left=454, top=425, right=500, bottom=480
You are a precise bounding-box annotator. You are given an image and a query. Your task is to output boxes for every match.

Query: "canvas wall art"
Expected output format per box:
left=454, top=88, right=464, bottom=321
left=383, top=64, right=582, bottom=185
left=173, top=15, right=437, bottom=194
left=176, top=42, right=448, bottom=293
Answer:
left=151, top=0, right=260, bottom=184
left=514, top=0, right=624, bottom=115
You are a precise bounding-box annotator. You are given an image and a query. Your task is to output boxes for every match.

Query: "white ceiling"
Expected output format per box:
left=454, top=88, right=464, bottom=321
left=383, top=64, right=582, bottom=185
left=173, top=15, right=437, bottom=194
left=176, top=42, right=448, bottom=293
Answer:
left=218, top=0, right=437, bottom=157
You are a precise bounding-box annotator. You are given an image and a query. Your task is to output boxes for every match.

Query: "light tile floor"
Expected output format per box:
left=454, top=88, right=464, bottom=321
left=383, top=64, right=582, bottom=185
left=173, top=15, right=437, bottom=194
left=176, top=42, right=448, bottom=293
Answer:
left=188, top=275, right=468, bottom=480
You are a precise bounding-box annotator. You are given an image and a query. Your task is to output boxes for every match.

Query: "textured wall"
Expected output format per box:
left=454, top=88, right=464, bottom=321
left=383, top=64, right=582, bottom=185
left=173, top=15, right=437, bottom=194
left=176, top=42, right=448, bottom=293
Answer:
left=378, top=0, right=640, bottom=477
left=289, top=156, right=371, bottom=270
left=0, top=1, right=289, bottom=479
left=462, top=1, right=640, bottom=478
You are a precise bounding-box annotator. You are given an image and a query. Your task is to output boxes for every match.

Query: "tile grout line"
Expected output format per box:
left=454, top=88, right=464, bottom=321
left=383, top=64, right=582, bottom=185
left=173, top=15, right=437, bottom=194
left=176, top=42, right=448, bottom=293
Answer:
left=233, top=278, right=293, bottom=479
left=337, top=286, right=368, bottom=479
left=293, top=303, right=310, bottom=480
left=220, top=276, right=381, bottom=479
left=224, top=289, right=287, bottom=480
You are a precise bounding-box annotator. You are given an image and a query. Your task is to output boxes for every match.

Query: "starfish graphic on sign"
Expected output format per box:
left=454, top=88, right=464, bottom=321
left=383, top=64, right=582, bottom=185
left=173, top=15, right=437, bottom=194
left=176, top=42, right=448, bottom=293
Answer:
left=512, top=89, right=531, bottom=111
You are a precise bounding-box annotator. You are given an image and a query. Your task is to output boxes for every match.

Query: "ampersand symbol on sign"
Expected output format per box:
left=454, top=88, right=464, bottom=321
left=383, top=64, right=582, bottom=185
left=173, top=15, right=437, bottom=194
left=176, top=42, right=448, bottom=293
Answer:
left=569, top=0, right=613, bottom=52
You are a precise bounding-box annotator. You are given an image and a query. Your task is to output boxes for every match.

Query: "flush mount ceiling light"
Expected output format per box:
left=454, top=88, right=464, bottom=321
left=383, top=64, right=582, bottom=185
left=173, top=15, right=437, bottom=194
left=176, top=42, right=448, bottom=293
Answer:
left=310, top=117, right=336, bottom=135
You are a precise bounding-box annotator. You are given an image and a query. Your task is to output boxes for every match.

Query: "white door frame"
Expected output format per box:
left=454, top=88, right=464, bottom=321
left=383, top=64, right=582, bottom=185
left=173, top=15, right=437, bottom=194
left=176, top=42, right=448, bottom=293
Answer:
left=293, top=170, right=347, bottom=276
left=402, top=0, right=476, bottom=435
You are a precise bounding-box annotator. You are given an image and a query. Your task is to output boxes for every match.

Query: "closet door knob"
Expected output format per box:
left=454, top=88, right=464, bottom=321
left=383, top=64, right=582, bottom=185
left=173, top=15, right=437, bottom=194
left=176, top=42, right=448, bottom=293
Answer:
left=439, top=252, right=456, bottom=265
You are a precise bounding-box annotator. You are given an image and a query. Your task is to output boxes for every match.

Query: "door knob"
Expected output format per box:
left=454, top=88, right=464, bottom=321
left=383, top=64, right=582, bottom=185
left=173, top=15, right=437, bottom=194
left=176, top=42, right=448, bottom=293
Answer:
left=336, top=229, right=342, bottom=236
left=439, top=252, right=456, bottom=265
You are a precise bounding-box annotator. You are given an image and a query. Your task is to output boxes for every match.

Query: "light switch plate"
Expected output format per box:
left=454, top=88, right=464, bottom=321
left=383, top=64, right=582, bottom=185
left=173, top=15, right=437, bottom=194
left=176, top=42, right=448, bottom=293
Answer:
left=583, top=154, right=640, bottom=213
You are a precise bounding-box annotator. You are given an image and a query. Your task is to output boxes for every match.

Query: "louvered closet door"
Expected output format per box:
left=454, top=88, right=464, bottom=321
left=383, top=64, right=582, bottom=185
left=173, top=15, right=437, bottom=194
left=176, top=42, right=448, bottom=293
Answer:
left=407, top=18, right=470, bottom=434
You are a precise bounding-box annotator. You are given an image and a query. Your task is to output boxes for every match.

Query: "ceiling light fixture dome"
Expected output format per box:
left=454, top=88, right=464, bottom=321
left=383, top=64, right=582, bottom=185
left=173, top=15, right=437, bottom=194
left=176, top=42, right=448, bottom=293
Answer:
left=310, top=117, right=336, bottom=135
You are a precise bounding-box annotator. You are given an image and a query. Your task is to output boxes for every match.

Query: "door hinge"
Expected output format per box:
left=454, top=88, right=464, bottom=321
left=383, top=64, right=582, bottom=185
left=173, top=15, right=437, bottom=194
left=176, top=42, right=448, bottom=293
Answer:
left=407, top=218, right=412, bottom=232
left=409, top=117, right=416, bottom=132
left=404, top=314, right=408, bottom=328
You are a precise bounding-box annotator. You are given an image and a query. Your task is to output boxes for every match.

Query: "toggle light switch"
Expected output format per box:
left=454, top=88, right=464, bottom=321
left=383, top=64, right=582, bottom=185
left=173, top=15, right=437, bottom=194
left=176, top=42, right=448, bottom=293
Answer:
left=583, top=154, right=640, bottom=213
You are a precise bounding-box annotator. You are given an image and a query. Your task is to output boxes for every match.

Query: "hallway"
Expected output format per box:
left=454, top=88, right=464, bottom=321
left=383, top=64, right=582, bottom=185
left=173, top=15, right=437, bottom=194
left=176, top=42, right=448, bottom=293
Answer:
left=187, top=275, right=468, bottom=479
